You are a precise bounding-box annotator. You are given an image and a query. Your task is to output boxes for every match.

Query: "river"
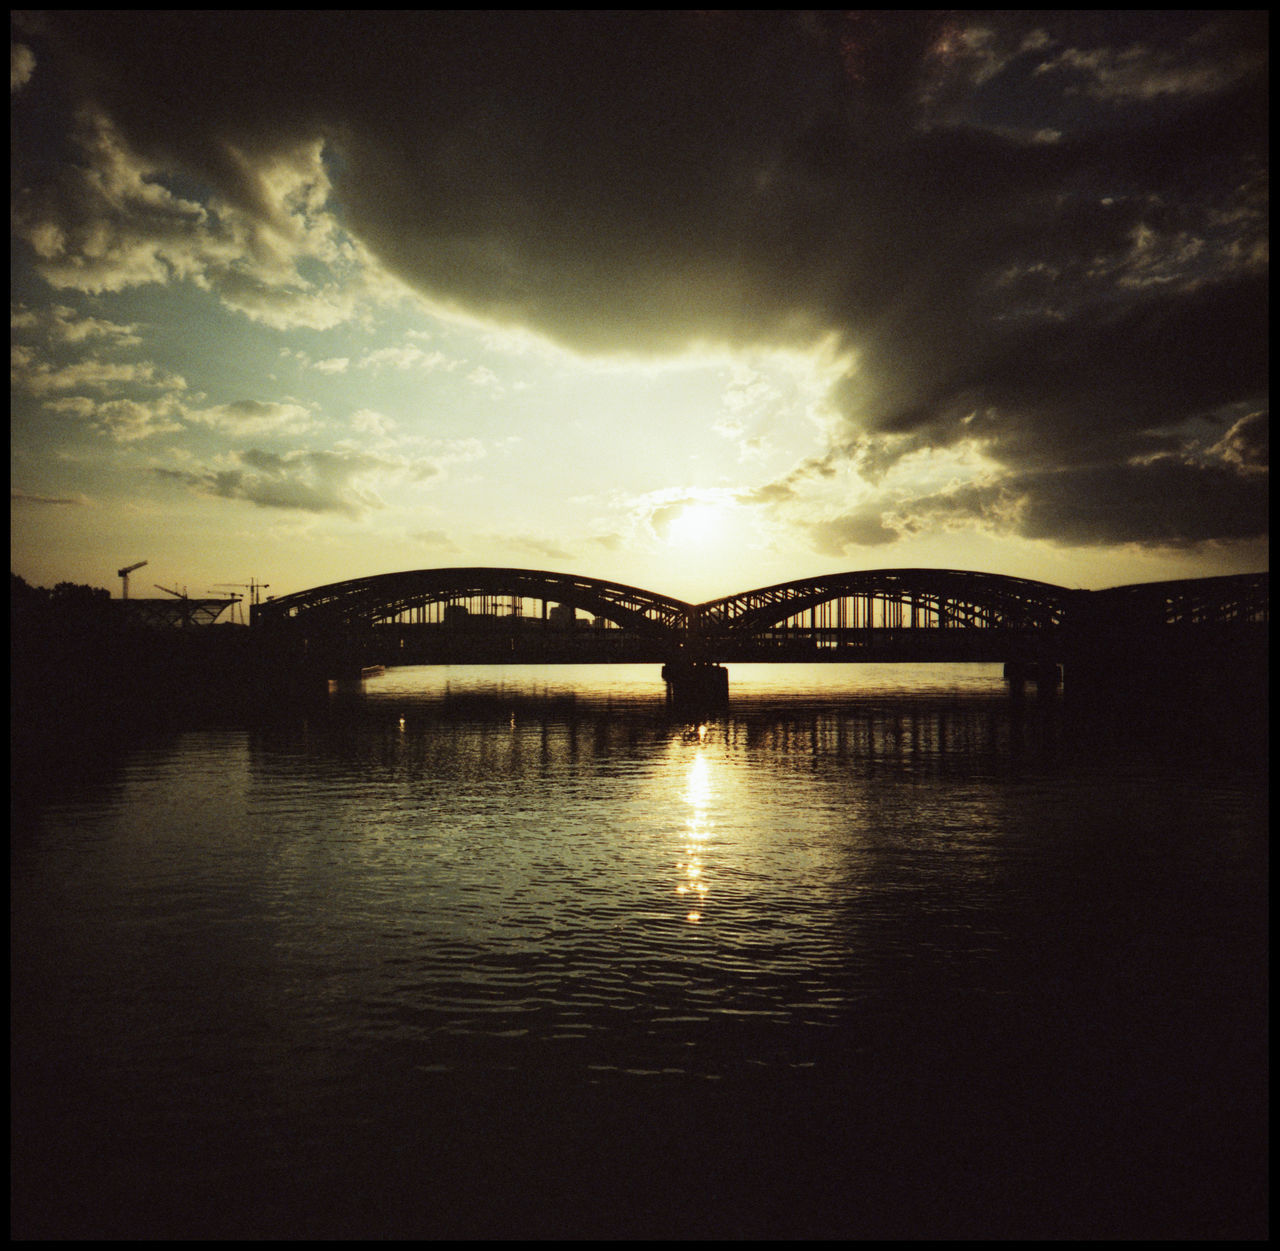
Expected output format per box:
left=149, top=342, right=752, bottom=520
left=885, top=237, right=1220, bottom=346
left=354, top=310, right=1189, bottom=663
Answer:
left=10, top=663, right=1268, bottom=1239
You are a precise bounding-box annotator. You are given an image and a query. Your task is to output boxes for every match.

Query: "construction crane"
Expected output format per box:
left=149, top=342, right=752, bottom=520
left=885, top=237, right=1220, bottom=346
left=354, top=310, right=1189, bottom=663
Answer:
left=154, top=584, right=188, bottom=598
left=117, top=559, right=147, bottom=599
left=208, top=589, right=246, bottom=625
left=214, top=578, right=270, bottom=606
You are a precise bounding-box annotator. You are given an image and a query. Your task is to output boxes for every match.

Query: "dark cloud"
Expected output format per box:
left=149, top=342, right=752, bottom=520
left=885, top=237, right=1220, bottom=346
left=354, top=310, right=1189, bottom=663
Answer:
left=156, top=447, right=436, bottom=517
left=13, top=10, right=1268, bottom=551
left=11, top=488, right=86, bottom=506
left=816, top=449, right=1269, bottom=554
left=1006, top=459, right=1269, bottom=548
left=811, top=507, right=901, bottom=553
left=844, top=270, right=1269, bottom=473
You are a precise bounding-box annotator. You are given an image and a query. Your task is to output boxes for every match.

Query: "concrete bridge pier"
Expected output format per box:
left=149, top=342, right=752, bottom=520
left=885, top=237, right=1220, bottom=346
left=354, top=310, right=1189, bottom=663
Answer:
left=662, top=659, right=729, bottom=709
left=1003, top=658, right=1062, bottom=697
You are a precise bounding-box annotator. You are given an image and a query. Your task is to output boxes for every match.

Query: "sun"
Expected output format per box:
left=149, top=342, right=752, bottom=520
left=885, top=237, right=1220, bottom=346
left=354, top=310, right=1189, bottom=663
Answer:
left=667, top=501, right=727, bottom=549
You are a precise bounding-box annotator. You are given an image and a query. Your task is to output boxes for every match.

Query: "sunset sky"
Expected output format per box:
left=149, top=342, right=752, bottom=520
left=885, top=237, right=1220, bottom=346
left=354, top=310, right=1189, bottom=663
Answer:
left=11, top=11, right=1268, bottom=604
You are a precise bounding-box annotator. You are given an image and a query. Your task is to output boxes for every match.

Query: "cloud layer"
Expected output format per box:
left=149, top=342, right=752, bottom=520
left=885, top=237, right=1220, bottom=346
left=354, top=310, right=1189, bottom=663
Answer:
left=12, top=10, right=1268, bottom=553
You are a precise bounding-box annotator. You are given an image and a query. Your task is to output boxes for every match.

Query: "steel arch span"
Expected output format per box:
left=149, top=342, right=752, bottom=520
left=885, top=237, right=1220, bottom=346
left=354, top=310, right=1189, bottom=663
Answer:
left=1085, top=571, right=1269, bottom=627
left=250, top=566, right=1266, bottom=675
left=696, top=568, right=1076, bottom=639
left=252, top=567, right=693, bottom=636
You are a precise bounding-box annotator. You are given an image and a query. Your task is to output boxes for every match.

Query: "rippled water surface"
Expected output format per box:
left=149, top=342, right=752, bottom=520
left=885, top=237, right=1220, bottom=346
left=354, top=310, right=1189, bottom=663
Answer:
left=12, top=664, right=1268, bottom=1238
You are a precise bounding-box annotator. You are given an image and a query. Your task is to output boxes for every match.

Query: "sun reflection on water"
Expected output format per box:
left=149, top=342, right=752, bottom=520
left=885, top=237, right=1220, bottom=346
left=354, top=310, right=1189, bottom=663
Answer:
left=676, top=725, right=717, bottom=922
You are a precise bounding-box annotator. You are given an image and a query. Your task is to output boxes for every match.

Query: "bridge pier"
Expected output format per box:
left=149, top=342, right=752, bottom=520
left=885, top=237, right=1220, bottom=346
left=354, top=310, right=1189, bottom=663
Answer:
left=661, top=660, right=729, bottom=709
left=1003, top=659, right=1061, bottom=697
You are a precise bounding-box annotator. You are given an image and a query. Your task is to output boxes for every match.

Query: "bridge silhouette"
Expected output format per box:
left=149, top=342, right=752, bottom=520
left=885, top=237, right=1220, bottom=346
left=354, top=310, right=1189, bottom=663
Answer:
left=251, top=566, right=1268, bottom=702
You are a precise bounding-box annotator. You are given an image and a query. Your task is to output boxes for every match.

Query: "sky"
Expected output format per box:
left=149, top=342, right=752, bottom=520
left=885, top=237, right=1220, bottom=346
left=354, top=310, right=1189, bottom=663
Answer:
left=10, top=10, right=1268, bottom=604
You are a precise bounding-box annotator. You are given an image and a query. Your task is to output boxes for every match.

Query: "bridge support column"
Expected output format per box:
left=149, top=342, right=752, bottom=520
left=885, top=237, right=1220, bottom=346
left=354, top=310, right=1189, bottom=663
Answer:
left=661, top=660, right=729, bottom=708
left=1004, top=659, right=1061, bottom=697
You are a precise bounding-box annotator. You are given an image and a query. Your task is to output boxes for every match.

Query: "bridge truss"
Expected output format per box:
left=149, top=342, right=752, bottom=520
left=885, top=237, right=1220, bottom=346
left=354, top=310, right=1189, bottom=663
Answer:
left=251, top=565, right=1267, bottom=672
left=697, top=568, right=1074, bottom=658
left=254, top=567, right=692, bottom=640
left=1085, top=572, right=1270, bottom=627
left=116, top=597, right=238, bottom=629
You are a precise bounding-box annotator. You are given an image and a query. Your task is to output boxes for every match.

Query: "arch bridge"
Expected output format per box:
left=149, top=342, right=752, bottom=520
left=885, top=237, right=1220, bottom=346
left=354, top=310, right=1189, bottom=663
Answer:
left=694, top=568, right=1075, bottom=663
left=253, top=567, right=693, bottom=666
left=252, top=566, right=1267, bottom=691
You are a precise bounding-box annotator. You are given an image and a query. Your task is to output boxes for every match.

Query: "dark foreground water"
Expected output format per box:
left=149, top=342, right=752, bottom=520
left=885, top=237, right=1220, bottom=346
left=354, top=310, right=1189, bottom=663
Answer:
left=11, top=664, right=1268, bottom=1239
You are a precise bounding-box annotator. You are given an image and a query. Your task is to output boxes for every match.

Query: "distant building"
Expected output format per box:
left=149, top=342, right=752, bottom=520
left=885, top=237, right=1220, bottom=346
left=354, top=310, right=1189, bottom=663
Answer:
left=548, top=603, right=580, bottom=628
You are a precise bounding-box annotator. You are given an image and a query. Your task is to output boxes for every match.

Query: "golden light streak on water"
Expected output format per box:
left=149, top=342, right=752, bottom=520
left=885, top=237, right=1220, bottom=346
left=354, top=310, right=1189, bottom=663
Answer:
left=676, top=733, right=719, bottom=920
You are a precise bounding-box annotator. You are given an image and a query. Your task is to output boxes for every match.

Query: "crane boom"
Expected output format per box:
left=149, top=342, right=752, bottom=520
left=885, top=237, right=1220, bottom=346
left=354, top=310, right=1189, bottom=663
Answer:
left=214, top=578, right=270, bottom=605
left=117, top=559, right=147, bottom=599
